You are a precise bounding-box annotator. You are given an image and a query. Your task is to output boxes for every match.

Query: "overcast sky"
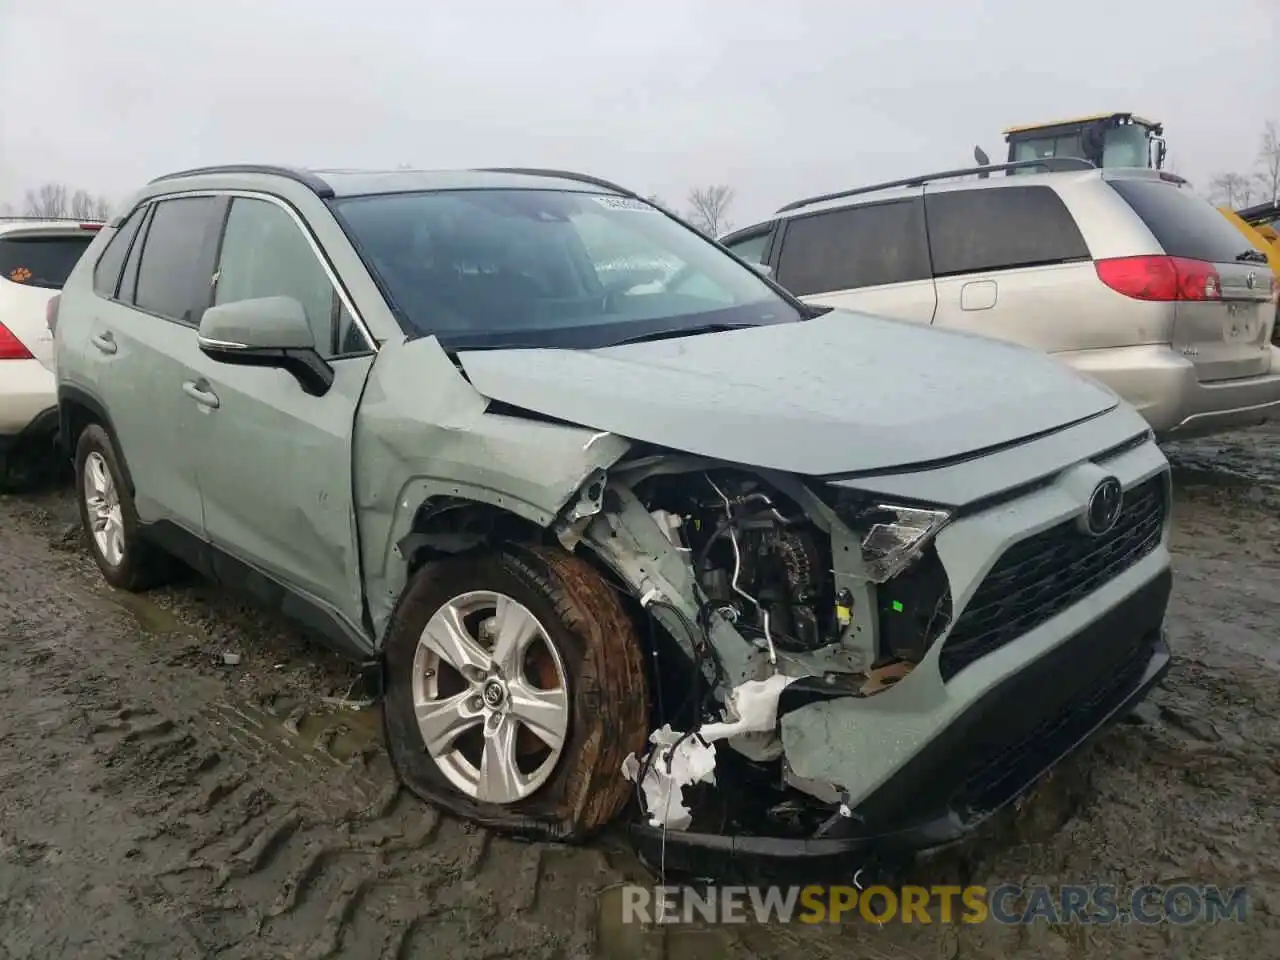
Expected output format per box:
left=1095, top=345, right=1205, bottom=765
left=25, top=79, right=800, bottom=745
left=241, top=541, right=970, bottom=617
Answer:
left=1, top=0, right=1276, bottom=225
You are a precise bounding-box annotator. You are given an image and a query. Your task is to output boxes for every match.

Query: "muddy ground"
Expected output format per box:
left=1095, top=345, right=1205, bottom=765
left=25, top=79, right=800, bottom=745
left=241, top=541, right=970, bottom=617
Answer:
left=0, top=426, right=1277, bottom=959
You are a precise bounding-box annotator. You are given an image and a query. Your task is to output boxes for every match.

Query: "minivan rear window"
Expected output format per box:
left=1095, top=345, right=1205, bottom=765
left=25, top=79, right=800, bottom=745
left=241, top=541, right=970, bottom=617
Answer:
left=1108, top=179, right=1258, bottom=264
left=924, top=185, right=1090, bottom=276
left=0, top=235, right=94, bottom=290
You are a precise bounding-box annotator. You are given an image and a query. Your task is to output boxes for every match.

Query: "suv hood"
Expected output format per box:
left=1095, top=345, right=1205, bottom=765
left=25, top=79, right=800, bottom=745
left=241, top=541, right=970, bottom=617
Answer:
left=457, top=310, right=1119, bottom=476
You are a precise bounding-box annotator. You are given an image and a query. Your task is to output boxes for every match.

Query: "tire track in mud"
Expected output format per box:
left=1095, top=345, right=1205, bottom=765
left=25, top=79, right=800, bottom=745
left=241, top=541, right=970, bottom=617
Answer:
left=0, top=516, right=644, bottom=959
left=0, top=504, right=785, bottom=960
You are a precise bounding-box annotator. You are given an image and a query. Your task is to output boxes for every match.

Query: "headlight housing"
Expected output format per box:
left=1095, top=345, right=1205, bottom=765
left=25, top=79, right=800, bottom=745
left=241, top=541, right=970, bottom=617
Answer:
left=816, top=486, right=952, bottom=583
left=854, top=504, right=951, bottom=582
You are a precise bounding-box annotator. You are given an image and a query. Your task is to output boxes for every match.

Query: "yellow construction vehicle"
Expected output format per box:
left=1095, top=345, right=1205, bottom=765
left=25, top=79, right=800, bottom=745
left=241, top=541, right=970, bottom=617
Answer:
left=1223, top=200, right=1280, bottom=282
left=974, top=112, right=1167, bottom=172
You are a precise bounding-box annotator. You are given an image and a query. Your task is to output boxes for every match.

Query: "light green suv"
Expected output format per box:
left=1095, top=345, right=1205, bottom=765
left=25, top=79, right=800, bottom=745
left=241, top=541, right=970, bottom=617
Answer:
left=52, top=165, right=1173, bottom=879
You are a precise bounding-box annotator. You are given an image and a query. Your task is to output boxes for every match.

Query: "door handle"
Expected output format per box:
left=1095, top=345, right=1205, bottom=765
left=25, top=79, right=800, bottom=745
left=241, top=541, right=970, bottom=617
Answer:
left=91, top=331, right=117, bottom=355
left=182, top=380, right=220, bottom=409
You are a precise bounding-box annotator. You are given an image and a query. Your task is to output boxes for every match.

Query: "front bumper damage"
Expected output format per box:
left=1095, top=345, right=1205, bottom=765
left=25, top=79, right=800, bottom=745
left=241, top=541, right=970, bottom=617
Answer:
left=630, top=570, right=1171, bottom=883
left=578, top=424, right=1174, bottom=883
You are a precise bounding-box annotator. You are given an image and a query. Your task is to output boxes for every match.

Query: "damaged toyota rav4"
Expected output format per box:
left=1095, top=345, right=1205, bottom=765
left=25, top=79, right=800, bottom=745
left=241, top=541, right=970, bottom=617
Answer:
left=53, top=165, right=1172, bottom=881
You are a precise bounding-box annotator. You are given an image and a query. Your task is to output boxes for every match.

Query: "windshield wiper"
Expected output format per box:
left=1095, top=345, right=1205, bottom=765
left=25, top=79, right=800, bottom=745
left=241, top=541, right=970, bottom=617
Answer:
left=610, top=322, right=759, bottom=346
left=1235, top=249, right=1269, bottom=264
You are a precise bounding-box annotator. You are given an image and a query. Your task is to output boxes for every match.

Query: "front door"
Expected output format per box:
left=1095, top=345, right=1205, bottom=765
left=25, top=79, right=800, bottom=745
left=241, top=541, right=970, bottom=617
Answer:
left=189, top=195, right=376, bottom=634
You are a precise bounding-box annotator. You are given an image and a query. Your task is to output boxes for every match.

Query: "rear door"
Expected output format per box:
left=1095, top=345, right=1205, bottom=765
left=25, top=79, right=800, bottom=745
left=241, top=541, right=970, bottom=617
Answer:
left=771, top=192, right=937, bottom=322
left=1108, top=177, right=1276, bottom=381
left=0, top=226, right=98, bottom=368
left=925, top=183, right=1100, bottom=350
left=94, top=195, right=224, bottom=534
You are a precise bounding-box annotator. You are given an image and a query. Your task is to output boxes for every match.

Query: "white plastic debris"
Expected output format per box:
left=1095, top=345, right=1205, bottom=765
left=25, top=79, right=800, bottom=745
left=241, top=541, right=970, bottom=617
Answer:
left=623, top=674, right=799, bottom=830
left=697, top=673, right=796, bottom=743
left=221, top=652, right=242, bottom=666
left=622, top=724, right=718, bottom=831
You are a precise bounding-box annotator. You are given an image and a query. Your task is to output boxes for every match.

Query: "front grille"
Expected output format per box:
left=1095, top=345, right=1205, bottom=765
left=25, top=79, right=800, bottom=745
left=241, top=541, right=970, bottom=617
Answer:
left=952, top=628, right=1156, bottom=816
left=939, top=473, right=1167, bottom=681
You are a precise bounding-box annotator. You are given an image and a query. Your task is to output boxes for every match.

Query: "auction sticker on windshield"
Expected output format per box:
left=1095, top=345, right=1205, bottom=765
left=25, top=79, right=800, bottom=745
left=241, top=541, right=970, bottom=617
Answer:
left=593, top=196, right=656, bottom=211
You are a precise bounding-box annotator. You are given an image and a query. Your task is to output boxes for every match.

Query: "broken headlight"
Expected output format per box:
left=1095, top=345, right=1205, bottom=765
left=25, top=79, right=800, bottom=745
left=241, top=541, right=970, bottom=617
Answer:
left=822, top=491, right=952, bottom=583
left=857, top=504, right=951, bottom=581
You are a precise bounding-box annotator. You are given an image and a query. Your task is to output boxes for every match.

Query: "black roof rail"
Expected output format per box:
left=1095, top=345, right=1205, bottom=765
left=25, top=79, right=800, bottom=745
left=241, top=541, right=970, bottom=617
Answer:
left=148, top=164, right=334, bottom=198
left=775, top=157, right=1096, bottom=214
left=474, top=167, right=637, bottom=199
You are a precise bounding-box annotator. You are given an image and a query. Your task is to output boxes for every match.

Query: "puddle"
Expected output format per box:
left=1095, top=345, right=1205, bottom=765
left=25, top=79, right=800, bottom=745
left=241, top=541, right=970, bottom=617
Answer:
left=111, top=589, right=195, bottom=637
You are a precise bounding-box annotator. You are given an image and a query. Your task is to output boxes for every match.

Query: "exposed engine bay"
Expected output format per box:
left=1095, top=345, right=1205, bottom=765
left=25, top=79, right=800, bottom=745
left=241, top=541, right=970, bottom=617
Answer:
left=628, top=465, right=953, bottom=670
left=647, top=471, right=834, bottom=656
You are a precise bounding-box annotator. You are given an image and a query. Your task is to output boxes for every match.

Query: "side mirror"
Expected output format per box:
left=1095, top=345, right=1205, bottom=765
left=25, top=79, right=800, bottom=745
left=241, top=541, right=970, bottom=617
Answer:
left=197, top=296, right=334, bottom=397
left=974, top=145, right=990, bottom=179
left=749, top=261, right=773, bottom=278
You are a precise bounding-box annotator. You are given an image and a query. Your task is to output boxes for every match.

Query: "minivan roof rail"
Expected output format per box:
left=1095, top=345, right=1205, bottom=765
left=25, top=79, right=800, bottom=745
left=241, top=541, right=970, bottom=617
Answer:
left=148, top=164, right=335, bottom=198
left=775, top=157, right=1096, bottom=214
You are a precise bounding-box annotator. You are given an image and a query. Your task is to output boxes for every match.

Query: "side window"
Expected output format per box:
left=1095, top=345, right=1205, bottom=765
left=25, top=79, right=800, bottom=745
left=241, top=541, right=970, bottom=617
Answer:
left=93, top=206, right=147, bottom=298
left=775, top=200, right=930, bottom=297
left=118, top=205, right=153, bottom=304
left=134, top=197, right=220, bottom=322
left=724, top=230, right=770, bottom=264
left=215, top=198, right=355, bottom=358
left=925, top=186, right=1090, bottom=276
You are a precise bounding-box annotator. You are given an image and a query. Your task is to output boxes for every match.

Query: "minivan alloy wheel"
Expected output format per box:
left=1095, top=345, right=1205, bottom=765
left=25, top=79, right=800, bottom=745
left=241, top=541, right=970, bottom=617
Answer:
left=412, top=590, right=570, bottom=804
left=83, top=451, right=125, bottom=567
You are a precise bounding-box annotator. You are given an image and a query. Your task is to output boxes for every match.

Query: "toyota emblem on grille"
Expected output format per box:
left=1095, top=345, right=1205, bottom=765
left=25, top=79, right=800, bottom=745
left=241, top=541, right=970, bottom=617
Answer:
left=1246, top=271, right=1257, bottom=290
left=1083, top=477, right=1123, bottom=537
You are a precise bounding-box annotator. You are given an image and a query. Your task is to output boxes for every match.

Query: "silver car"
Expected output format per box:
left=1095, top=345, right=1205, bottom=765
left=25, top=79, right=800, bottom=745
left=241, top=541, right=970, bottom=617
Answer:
left=723, top=161, right=1280, bottom=440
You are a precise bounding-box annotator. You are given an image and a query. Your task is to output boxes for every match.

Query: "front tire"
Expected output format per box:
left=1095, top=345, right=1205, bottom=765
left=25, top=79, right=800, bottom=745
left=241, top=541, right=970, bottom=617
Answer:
left=74, top=424, right=167, bottom=591
left=382, top=546, right=649, bottom=841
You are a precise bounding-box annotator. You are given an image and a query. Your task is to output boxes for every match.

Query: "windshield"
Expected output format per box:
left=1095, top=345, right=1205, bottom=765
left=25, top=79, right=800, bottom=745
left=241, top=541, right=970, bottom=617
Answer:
left=1101, top=124, right=1152, bottom=168
left=331, top=189, right=801, bottom=349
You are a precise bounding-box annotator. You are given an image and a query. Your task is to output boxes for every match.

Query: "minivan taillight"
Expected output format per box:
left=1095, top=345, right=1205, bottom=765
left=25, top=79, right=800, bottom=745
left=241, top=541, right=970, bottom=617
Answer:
left=46, top=293, right=60, bottom=333
left=1095, top=255, right=1221, bottom=302
left=0, top=322, right=33, bottom=360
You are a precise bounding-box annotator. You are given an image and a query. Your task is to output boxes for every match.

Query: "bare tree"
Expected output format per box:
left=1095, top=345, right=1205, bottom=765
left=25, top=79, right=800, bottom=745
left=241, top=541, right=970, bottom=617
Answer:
left=1210, top=172, right=1252, bottom=209
left=685, top=184, right=735, bottom=237
left=1255, top=120, right=1280, bottom=206
left=71, top=191, right=111, bottom=220
left=23, top=182, right=69, bottom=218
left=68, top=189, right=112, bottom=220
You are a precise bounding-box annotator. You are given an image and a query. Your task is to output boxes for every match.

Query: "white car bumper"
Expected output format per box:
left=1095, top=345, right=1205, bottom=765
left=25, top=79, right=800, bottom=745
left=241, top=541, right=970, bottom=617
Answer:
left=0, top=358, right=57, bottom=438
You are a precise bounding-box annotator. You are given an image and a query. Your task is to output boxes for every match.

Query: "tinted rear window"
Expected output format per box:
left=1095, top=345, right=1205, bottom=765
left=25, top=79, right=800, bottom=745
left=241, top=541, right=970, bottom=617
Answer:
left=0, top=235, right=94, bottom=289
left=924, top=185, right=1090, bottom=276
left=134, top=197, right=219, bottom=322
left=775, top=199, right=930, bottom=295
left=1109, top=179, right=1255, bottom=263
